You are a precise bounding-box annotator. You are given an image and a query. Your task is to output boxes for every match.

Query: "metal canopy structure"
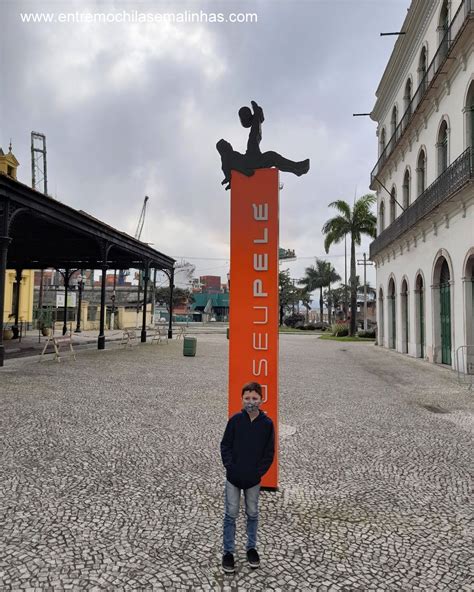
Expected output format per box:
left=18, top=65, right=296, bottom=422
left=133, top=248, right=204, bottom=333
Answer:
left=0, top=174, right=175, bottom=366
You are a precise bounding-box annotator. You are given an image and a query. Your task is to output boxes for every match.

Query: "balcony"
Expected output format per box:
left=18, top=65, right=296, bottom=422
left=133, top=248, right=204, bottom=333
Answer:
left=370, top=0, right=474, bottom=189
left=370, top=147, right=473, bottom=259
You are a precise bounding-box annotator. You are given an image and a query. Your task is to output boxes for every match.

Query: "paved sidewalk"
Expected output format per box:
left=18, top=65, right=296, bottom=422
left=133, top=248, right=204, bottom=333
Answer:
left=2, top=324, right=228, bottom=361
left=2, top=329, right=126, bottom=360
left=0, top=335, right=472, bottom=591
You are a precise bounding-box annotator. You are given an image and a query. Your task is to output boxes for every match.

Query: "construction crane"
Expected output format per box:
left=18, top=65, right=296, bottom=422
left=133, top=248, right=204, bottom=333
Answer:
left=118, top=195, right=149, bottom=286
left=135, top=195, right=149, bottom=240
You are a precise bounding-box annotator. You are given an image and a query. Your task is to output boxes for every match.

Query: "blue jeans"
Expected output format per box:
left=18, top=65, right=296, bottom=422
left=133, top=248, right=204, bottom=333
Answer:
left=223, top=480, right=260, bottom=554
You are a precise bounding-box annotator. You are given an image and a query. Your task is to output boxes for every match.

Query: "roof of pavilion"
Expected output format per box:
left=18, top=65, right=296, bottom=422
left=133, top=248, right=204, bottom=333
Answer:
left=0, top=174, right=175, bottom=271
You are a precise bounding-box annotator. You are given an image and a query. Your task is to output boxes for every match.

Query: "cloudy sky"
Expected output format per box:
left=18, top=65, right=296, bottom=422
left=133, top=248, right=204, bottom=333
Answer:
left=1, top=0, right=410, bottom=294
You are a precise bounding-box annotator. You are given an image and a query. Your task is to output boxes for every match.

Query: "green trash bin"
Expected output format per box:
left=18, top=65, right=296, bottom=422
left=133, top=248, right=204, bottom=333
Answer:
left=183, top=336, right=197, bottom=357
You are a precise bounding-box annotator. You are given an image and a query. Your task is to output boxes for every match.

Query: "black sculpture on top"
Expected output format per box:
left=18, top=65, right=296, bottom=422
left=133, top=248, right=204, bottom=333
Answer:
left=217, top=100, right=310, bottom=190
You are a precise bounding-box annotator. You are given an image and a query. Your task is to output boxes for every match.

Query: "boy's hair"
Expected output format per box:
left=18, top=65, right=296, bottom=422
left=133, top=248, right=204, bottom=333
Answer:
left=241, top=382, right=262, bottom=398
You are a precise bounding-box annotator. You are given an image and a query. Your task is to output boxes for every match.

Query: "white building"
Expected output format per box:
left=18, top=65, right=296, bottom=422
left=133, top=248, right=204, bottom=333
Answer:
left=369, top=0, right=473, bottom=369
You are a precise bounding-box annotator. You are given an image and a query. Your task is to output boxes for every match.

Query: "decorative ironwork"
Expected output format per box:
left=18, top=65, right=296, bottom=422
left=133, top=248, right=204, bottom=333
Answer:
left=370, top=148, right=473, bottom=258
left=371, top=0, right=474, bottom=187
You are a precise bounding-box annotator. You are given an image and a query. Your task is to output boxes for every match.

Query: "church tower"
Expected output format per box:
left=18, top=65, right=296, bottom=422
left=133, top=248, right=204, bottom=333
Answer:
left=0, top=142, right=19, bottom=179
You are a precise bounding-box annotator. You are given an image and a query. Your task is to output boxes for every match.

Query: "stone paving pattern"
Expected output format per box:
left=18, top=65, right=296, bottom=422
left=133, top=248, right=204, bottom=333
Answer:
left=0, top=334, right=472, bottom=591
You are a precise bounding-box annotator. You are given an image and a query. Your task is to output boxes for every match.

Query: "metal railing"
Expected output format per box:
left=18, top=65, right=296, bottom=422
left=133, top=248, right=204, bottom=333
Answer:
left=370, top=147, right=473, bottom=258
left=371, top=0, right=473, bottom=187
left=456, top=345, right=474, bottom=390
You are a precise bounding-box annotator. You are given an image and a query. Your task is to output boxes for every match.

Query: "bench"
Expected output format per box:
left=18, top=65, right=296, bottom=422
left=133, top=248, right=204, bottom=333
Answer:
left=174, top=325, right=186, bottom=340
left=151, top=326, right=169, bottom=345
left=121, top=329, right=138, bottom=348
left=40, top=334, right=76, bottom=362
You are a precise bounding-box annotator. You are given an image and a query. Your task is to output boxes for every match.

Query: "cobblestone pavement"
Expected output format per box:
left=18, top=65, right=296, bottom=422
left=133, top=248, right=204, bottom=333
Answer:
left=0, top=335, right=472, bottom=591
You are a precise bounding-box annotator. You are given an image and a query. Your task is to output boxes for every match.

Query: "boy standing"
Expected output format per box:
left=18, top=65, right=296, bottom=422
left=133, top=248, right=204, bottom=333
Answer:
left=220, top=381, right=275, bottom=573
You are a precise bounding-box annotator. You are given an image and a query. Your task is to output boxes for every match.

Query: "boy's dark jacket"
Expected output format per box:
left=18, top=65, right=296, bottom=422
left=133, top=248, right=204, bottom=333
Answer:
left=220, top=410, right=275, bottom=489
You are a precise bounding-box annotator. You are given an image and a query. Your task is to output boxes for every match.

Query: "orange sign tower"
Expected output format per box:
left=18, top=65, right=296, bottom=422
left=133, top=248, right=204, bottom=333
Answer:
left=229, top=168, right=279, bottom=489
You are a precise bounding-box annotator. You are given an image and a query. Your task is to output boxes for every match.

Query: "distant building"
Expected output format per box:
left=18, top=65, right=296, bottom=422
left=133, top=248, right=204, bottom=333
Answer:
left=199, top=275, right=222, bottom=293
left=191, top=292, right=229, bottom=321
left=369, top=0, right=474, bottom=368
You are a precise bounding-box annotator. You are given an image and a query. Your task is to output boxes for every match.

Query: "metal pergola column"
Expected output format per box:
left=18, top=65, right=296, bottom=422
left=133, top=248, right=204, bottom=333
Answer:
left=0, top=237, right=11, bottom=366
left=98, top=265, right=108, bottom=350
left=141, top=261, right=150, bottom=343
left=13, top=268, right=22, bottom=328
left=168, top=267, right=174, bottom=339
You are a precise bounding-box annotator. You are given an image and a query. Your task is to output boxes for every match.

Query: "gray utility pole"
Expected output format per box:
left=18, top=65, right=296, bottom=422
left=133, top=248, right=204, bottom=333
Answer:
left=357, top=253, right=374, bottom=331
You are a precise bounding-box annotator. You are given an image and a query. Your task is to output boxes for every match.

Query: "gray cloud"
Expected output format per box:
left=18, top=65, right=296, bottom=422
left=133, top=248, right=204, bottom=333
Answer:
left=1, top=0, right=410, bottom=291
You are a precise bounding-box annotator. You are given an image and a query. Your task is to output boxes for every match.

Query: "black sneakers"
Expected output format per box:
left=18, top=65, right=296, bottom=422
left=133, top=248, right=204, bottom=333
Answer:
left=222, top=552, right=235, bottom=573
left=222, top=549, right=260, bottom=572
left=246, top=548, right=260, bottom=568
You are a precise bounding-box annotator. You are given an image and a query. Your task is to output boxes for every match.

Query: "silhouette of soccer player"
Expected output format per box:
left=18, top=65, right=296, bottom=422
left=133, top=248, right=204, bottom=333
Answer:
left=217, top=100, right=310, bottom=190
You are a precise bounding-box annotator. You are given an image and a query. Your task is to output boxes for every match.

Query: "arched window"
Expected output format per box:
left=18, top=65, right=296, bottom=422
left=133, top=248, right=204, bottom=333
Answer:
left=404, top=78, right=412, bottom=120
left=388, top=278, right=396, bottom=349
left=391, top=105, right=398, bottom=140
left=390, top=187, right=396, bottom=223
left=433, top=254, right=452, bottom=365
left=417, top=149, right=426, bottom=197
left=402, top=168, right=410, bottom=209
left=379, top=201, right=385, bottom=233
left=466, top=81, right=474, bottom=151
left=437, top=119, right=448, bottom=174
left=418, top=47, right=427, bottom=94
left=438, top=1, right=449, bottom=60
left=463, top=251, right=474, bottom=357
left=379, top=127, right=386, bottom=157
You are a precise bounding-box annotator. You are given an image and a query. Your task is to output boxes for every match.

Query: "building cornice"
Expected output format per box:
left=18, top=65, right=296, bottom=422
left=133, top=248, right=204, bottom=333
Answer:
left=371, top=0, right=439, bottom=124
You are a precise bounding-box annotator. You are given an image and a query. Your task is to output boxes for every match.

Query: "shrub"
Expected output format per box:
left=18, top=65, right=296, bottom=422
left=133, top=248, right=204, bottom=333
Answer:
left=358, top=329, right=376, bottom=338
left=300, top=324, right=317, bottom=330
left=331, top=322, right=349, bottom=337
left=284, top=313, right=305, bottom=328
left=313, top=321, right=330, bottom=331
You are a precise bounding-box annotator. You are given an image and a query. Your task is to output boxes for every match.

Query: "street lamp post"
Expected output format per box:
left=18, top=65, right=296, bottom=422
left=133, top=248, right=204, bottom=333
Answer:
left=75, top=272, right=84, bottom=333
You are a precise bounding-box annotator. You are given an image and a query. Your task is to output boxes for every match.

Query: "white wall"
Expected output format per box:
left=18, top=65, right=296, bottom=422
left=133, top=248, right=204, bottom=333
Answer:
left=377, top=51, right=474, bottom=232
left=376, top=191, right=474, bottom=367
left=377, top=0, right=464, bottom=147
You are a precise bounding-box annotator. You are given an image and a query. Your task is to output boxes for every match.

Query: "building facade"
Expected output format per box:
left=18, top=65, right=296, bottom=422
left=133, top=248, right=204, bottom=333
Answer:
left=199, top=275, right=222, bottom=294
left=369, top=0, right=473, bottom=368
left=1, top=145, right=35, bottom=330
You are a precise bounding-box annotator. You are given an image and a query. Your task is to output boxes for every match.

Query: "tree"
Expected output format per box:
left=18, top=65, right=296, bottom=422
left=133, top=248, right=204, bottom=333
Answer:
left=300, top=290, right=312, bottom=323
left=299, top=259, right=340, bottom=323
left=322, top=194, right=377, bottom=335
left=279, top=269, right=299, bottom=326
left=325, top=285, right=346, bottom=322
left=155, top=286, right=193, bottom=313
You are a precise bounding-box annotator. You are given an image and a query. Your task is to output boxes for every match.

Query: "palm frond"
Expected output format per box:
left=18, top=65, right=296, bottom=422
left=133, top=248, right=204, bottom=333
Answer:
left=327, top=200, right=352, bottom=220
left=324, top=229, right=345, bottom=253
left=322, top=216, right=350, bottom=237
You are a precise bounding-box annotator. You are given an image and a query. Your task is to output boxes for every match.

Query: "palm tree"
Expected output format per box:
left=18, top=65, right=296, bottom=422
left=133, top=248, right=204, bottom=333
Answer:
left=300, top=259, right=340, bottom=323
left=322, top=194, right=377, bottom=335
